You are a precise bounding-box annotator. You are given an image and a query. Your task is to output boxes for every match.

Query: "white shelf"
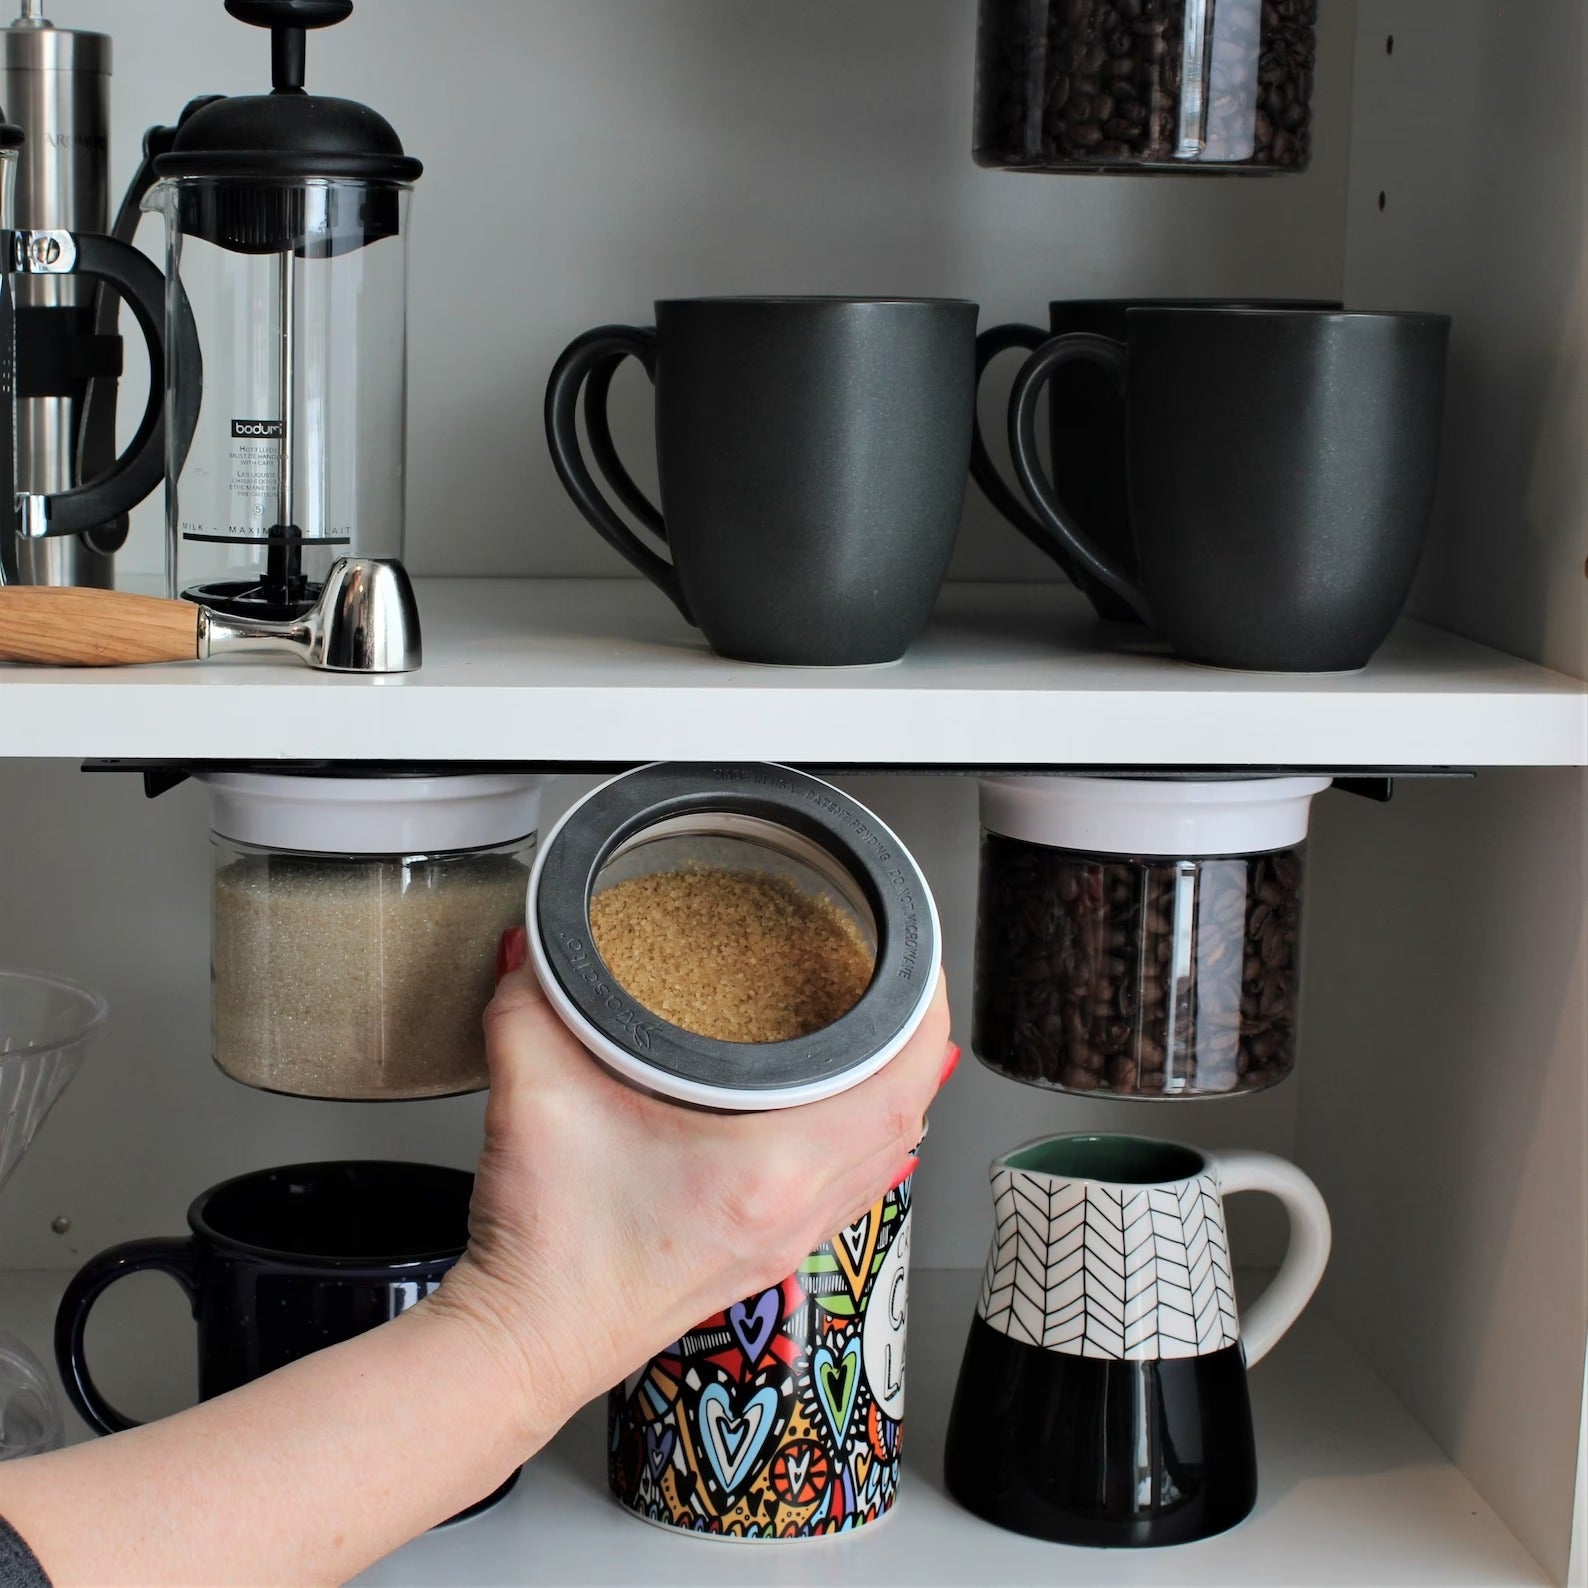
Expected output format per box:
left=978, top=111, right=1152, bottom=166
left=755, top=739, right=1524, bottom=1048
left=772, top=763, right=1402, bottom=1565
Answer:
left=0, top=580, right=1580, bottom=766
left=4, top=1268, right=1547, bottom=1587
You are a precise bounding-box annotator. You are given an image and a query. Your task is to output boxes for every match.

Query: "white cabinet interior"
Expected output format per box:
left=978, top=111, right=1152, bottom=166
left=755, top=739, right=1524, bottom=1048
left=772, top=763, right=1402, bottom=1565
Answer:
left=0, top=0, right=1583, bottom=1583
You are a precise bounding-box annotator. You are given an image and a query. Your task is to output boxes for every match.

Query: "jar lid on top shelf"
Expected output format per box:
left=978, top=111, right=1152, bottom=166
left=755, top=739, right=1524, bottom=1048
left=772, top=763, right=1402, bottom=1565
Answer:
left=979, top=776, right=1333, bottom=858
left=198, top=771, right=544, bottom=855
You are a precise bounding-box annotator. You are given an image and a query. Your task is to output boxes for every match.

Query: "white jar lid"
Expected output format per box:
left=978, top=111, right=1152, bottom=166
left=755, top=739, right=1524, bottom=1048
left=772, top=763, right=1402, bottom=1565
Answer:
left=979, top=775, right=1332, bottom=857
left=200, top=772, right=545, bottom=855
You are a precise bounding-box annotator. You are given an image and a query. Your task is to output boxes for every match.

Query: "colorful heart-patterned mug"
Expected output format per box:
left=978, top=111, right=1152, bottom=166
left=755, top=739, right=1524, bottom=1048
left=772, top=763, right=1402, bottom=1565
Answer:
left=608, top=1173, right=913, bottom=1540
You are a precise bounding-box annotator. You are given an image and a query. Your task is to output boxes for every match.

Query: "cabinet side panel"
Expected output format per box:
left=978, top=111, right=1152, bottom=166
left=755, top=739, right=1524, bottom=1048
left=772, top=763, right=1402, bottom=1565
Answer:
left=1300, top=772, right=1587, bottom=1582
left=1340, top=2, right=1588, bottom=1572
left=1345, top=0, right=1587, bottom=681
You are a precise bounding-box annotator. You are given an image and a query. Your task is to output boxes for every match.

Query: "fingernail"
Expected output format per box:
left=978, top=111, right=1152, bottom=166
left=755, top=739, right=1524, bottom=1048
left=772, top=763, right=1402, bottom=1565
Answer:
left=888, top=1155, right=920, bottom=1194
left=496, top=925, right=528, bottom=982
left=939, top=1043, right=962, bottom=1087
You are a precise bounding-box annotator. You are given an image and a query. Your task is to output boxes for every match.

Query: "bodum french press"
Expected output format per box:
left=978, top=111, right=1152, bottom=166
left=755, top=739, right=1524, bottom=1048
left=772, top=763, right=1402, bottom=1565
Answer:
left=144, top=0, right=422, bottom=620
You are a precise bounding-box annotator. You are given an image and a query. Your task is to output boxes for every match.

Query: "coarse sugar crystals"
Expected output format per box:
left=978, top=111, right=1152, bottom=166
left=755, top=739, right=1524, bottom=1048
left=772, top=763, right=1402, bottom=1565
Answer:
left=589, top=866, right=875, bottom=1043
left=212, top=844, right=531, bottom=1099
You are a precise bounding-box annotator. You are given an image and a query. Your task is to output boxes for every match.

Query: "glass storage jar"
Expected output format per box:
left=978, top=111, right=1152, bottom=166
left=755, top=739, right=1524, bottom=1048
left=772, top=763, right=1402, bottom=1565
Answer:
left=200, top=772, right=541, bottom=1100
left=528, top=763, right=941, bottom=1110
left=974, top=0, right=1318, bottom=173
left=973, top=776, right=1330, bottom=1097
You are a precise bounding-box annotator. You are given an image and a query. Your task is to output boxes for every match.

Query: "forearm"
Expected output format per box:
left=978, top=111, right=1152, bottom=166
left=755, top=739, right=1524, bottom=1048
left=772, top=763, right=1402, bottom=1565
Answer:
left=0, top=1295, right=556, bottom=1588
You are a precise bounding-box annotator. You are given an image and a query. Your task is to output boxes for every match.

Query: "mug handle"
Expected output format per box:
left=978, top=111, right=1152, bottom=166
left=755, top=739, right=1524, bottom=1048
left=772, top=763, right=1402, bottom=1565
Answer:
left=10, top=230, right=174, bottom=542
left=53, top=1236, right=198, bottom=1435
left=544, top=325, right=693, bottom=625
left=971, top=323, right=1084, bottom=578
left=1007, top=331, right=1151, bottom=622
left=1210, top=1150, right=1332, bottom=1368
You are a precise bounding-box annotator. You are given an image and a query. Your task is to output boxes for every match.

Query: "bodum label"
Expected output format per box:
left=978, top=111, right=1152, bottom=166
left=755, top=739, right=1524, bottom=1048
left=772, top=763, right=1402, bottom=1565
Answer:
left=230, top=418, right=283, bottom=439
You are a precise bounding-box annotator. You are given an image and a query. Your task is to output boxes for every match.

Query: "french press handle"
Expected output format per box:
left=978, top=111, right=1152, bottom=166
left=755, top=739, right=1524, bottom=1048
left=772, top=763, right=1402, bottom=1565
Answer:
left=9, top=228, right=176, bottom=543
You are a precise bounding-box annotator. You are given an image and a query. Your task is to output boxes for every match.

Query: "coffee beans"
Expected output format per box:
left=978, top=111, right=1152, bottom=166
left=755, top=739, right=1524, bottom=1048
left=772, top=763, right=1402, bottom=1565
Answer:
left=973, top=0, right=1317, bottom=172
left=973, top=835, right=1303, bottom=1095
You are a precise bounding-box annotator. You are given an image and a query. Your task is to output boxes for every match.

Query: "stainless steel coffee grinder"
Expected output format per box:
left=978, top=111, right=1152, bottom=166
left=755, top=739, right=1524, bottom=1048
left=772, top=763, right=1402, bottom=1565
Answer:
left=0, top=0, right=173, bottom=587
left=146, top=0, right=422, bottom=621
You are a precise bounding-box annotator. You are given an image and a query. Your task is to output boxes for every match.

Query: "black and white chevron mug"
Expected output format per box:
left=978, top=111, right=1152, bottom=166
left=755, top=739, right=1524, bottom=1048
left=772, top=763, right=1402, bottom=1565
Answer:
left=944, top=1134, right=1330, bottom=1547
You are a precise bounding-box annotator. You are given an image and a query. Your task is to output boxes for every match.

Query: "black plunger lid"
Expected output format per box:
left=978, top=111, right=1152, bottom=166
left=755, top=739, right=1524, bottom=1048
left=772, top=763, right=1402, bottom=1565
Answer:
left=153, top=1, right=422, bottom=183
left=0, top=121, right=22, bottom=150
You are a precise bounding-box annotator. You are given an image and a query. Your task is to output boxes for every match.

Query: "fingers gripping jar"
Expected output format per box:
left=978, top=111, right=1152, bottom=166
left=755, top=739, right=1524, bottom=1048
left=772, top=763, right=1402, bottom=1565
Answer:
left=201, top=772, right=542, bottom=1100
left=973, top=776, right=1330, bottom=1097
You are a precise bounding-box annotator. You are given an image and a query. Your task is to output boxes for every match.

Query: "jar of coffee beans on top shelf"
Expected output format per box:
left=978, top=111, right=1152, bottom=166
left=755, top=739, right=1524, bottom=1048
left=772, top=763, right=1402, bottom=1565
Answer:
left=973, top=776, right=1331, bottom=1098
left=974, top=0, right=1319, bottom=173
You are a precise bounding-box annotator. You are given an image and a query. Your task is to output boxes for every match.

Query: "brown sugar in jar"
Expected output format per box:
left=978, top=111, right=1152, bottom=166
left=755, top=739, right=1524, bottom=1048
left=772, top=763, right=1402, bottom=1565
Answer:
left=589, top=866, right=876, bottom=1043
left=526, top=763, right=942, bottom=1110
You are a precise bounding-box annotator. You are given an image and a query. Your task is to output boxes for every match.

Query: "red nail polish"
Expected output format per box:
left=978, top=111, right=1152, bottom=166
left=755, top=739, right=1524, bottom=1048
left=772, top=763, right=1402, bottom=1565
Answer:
left=939, top=1043, right=962, bottom=1087
left=888, top=1155, right=920, bottom=1194
left=496, top=925, right=528, bottom=981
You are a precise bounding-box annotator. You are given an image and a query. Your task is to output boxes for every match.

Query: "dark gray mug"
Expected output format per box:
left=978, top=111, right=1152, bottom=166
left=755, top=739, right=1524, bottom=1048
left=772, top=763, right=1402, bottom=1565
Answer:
left=545, top=297, right=977, bottom=667
left=972, top=299, right=1341, bottom=624
left=1007, top=307, right=1450, bottom=672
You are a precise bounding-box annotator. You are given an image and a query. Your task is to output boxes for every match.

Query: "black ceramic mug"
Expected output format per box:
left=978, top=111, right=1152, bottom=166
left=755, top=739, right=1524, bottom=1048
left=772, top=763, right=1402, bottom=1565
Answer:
left=1001, top=307, right=1450, bottom=671
left=54, top=1161, right=514, bottom=1520
left=971, top=299, right=1341, bottom=623
left=545, top=297, right=978, bottom=666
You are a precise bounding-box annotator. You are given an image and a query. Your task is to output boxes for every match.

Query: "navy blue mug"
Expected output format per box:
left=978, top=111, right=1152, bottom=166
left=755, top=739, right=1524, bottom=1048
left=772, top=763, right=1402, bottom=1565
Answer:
left=54, top=1160, right=514, bottom=1521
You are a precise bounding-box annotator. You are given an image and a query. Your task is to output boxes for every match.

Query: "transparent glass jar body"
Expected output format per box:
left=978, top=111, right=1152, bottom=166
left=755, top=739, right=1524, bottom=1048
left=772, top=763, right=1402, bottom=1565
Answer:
left=973, top=0, right=1318, bottom=173
left=148, top=177, right=411, bottom=620
left=210, top=831, right=533, bottom=1100
left=973, top=834, right=1304, bottom=1096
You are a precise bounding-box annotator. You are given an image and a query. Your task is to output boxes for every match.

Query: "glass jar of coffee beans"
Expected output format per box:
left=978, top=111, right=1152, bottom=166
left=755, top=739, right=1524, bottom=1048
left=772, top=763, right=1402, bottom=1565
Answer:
left=974, top=0, right=1319, bottom=173
left=973, top=776, right=1330, bottom=1097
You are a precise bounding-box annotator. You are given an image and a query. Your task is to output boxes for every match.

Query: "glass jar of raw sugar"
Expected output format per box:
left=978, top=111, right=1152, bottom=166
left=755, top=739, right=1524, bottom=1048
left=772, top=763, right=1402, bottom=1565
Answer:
left=200, top=771, right=541, bottom=1100
left=974, top=776, right=1330, bottom=1097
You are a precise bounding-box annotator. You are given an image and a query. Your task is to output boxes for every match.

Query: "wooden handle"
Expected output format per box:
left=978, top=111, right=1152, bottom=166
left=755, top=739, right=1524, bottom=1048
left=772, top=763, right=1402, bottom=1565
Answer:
left=0, top=586, right=200, bottom=666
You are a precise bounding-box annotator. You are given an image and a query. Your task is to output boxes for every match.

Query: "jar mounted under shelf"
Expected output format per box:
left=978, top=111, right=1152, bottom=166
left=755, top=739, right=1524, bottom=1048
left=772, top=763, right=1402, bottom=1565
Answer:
left=200, top=771, right=543, bottom=1101
left=972, top=775, right=1330, bottom=1098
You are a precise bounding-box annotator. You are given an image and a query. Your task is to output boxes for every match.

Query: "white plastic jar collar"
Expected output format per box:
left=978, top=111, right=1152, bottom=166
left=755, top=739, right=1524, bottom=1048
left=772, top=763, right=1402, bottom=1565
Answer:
left=199, top=772, right=545, bottom=855
left=979, top=775, right=1333, bottom=857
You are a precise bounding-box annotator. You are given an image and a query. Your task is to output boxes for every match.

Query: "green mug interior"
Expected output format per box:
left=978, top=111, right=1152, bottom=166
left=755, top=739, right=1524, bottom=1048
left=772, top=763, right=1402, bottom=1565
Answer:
left=1003, top=1134, right=1206, bottom=1185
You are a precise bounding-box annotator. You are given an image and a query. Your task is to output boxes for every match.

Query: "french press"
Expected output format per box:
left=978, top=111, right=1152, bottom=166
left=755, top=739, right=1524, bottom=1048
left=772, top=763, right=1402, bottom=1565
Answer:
left=145, top=0, right=421, bottom=621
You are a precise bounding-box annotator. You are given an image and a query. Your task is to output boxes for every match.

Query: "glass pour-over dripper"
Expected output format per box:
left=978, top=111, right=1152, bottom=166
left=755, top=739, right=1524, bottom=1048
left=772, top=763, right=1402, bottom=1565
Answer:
left=0, top=969, right=106, bottom=1458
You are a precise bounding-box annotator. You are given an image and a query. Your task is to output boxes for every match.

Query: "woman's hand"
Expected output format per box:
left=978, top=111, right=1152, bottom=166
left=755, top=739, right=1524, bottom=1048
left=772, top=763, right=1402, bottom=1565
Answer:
left=431, top=927, right=957, bottom=1447
left=2, top=928, right=956, bottom=1586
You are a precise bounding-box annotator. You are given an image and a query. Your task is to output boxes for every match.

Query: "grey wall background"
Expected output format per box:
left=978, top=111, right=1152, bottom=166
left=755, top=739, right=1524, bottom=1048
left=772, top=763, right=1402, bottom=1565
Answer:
left=0, top=0, right=1359, bottom=1413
